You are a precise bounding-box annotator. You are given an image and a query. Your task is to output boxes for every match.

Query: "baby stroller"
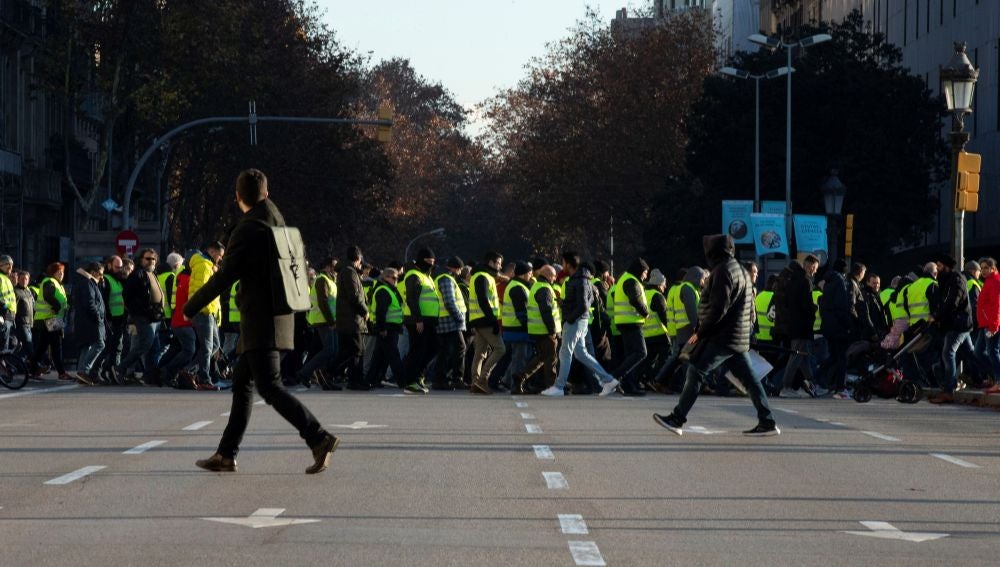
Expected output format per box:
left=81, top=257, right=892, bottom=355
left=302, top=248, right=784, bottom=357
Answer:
left=847, top=321, right=932, bottom=404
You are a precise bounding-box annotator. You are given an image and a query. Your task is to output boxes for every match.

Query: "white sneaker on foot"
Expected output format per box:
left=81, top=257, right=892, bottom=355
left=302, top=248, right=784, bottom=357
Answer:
left=540, top=386, right=564, bottom=397
left=599, top=379, right=620, bottom=397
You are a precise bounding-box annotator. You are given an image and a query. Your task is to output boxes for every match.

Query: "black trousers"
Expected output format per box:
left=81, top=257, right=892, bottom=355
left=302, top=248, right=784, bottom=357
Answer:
left=218, top=349, right=326, bottom=459
left=433, top=330, right=467, bottom=386
left=366, top=328, right=404, bottom=387
left=635, top=335, right=672, bottom=383
left=612, top=325, right=648, bottom=391
left=329, top=332, right=364, bottom=386
left=403, top=321, right=438, bottom=384
left=31, top=322, right=65, bottom=374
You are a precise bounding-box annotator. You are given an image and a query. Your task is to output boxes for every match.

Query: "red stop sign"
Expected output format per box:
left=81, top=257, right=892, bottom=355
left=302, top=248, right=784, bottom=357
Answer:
left=115, top=230, right=140, bottom=257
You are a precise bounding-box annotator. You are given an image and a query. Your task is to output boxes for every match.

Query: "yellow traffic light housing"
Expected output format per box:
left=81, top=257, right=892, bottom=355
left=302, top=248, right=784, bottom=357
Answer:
left=955, top=151, right=981, bottom=212
left=376, top=104, right=393, bottom=143
left=844, top=213, right=854, bottom=258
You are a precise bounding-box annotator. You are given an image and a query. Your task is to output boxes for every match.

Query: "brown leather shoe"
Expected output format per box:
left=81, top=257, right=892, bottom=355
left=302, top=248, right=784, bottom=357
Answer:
left=305, top=434, right=340, bottom=474
left=195, top=453, right=237, bottom=472
left=75, top=373, right=94, bottom=386
left=470, top=380, right=492, bottom=395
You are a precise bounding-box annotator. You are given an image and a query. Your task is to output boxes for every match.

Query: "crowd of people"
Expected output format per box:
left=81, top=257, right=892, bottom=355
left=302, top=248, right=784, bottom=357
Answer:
left=4, top=233, right=999, bottom=405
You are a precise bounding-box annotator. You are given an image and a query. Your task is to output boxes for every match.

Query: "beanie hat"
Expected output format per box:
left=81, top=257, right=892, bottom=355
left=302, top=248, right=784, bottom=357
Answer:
left=647, top=268, right=666, bottom=287
left=417, top=247, right=435, bottom=260
left=514, top=261, right=533, bottom=276
left=446, top=256, right=464, bottom=269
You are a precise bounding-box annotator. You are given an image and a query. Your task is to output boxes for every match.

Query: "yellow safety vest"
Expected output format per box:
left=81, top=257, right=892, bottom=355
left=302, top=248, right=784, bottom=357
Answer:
left=879, top=288, right=894, bottom=306
left=904, top=277, right=936, bottom=325
left=812, top=290, right=822, bottom=332
left=501, top=279, right=528, bottom=328
left=104, top=274, right=124, bottom=317
left=435, top=272, right=467, bottom=319
left=666, top=281, right=699, bottom=336
left=526, top=280, right=561, bottom=335
left=369, top=283, right=403, bottom=325
left=0, top=272, right=16, bottom=316
left=612, top=272, right=646, bottom=325
left=226, top=281, right=240, bottom=325
left=754, top=290, right=775, bottom=341
left=888, top=284, right=909, bottom=322
left=34, top=277, right=67, bottom=321
left=468, top=271, right=499, bottom=322
left=642, top=289, right=668, bottom=338
left=157, top=271, right=178, bottom=319
left=968, top=279, right=983, bottom=294
left=398, top=269, right=439, bottom=318
left=307, top=273, right=337, bottom=326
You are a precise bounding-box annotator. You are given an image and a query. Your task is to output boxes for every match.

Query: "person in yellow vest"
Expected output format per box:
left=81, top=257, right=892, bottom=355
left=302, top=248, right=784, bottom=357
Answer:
left=502, top=261, right=534, bottom=393
left=753, top=275, right=777, bottom=344
left=29, top=262, right=70, bottom=380
left=432, top=256, right=469, bottom=392
left=298, top=257, right=339, bottom=390
left=635, top=269, right=671, bottom=392
left=467, top=252, right=506, bottom=394
left=513, top=265, right=561, bottom=394
left=13, top=270, right=34, bottom=356
left=399, top=248, right=440, bottom=393
left=96, top=255, right=127, bottom=384
left=589, top=260, right=615, bottom=367
left=0, top=255, right=17, bottom=350
left=611, top=258, right=651, bottom=396
left=152, top=252, right=185, bottom=372
left=652, top=266, right=706, bottom=393
left=187, top=241, right=225, bottom=388
left=365, top=268, right=405, bottom=387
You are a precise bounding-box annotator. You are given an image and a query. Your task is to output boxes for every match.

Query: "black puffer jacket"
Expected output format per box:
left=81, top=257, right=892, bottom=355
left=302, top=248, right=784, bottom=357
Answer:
left=819, top=271, right=852, bottom=340
left=696, top=235, right=753, bottom=351
left=772, top=260, right=815, bottom=341
left=934, top=270, right=972, bottom=332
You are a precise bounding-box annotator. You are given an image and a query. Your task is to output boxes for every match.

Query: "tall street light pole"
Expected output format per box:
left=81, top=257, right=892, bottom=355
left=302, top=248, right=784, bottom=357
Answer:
left=719, top=65, right=793, bottom=213
left=405, top=227, right=446, bottom=263
left=748, top=32, right=831, bottom=247
left=940, top=42, right=979, bottom=267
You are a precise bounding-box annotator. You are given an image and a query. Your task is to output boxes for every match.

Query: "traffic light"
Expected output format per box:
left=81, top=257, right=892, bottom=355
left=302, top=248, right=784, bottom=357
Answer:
left=844, top=213, right=854, bottom=258
left=955, top=151, right=981, bottom=212
left=376, top=103, right=393, bottom=143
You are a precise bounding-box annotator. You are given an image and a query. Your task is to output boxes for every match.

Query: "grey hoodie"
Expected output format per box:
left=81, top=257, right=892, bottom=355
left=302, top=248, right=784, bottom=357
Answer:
left=679, top=266, right=706, bottom=331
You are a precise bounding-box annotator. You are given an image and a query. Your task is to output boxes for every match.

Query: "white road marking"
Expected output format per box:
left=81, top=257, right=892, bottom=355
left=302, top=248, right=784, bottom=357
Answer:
left=843, top=521, right=949, bottom=543
left=45, top=466, right=106, bottom=485
left=861, top=431, right=899, bottom=442
left=814, top=418, right=830, bottom=422
left=686, top=425, right=726, bottom=435
left=376, top=394, right=407, bottom=398
left=929, top=453, right=980, bottom=468
left=123, top=440, right=167, bottom=455
left=543, top=472, right=568, bottom=489
left=202, top=508, right=321, bottom=529
left=328, top=421, right=387, bottom=430
left=775, top=407, right=799, bottom=414
left=533, top=445, right=554, bottom=460
left=830, top=422, right=847, bottom=426
left=253, top=400, right=266, bottom=406
left=183, top=421, right=213, bottom=431
left=220, top=412, right=231, bottom=417
left=515, top=402, right=529, bottom=408
left=559, top=514, right=589, bottom=534
left=0, top=384, right=78, bottom=401
left=520, top=413, right=536, bottom=420
left=525, top=424, right=542, bottom=434
left=568, top=541, right=606, bottom=566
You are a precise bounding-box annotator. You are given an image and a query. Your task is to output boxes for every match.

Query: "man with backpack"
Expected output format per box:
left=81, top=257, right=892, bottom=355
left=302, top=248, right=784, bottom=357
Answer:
left=185, top=169, right=338, bottom=475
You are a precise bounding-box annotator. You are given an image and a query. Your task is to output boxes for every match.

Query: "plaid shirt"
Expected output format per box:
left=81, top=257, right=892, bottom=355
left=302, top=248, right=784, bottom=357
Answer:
left=436, top=275, right=466, bottom=333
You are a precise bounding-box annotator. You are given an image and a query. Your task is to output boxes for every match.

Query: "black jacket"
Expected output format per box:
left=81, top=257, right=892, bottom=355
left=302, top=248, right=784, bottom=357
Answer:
left=469, top=266, right=500, bottom=328
left=819, top=271, right=852, bottom=340
left=184, top=199, right=294, bottom=353
left=70, top=269, right=106, bottom=345
left=934, top=270, right=972, bottom=332
left=504, top=279, right=530, bottom=333
left=336, top=264, right=369, bottom=334
left=122, top=269, right=164, bottom=322
left=696, top=235, right=753, bottom=351
left=561, top=268, right=594, bottom=324
left=861, top=286, right=889, bottom=339
left=772, top=260, right=815, bottom=340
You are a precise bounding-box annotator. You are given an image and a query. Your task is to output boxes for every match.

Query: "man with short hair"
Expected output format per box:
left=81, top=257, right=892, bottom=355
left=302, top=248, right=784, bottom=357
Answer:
left=12, top=271, right=33, bottom=355
left=514, top=265, right=561, bottom=393
left=977, top=259, right=1000, bottom=394
left=330, top=246, right=369, bottom=390
left=432, top=256, right=468, bottom=392
left=611, top=258, right=651, bottom=395
left=365, top=268, right=405, bottom=388
left=502, top=262, right=534, bottom=393
left=772, top=255, right=819, bottom=398
left=189, top=241, right=225, bottom=388
left=72, top=262, right=106, bottom=385
left=928, top=254, right=973, bottom=403
left=300, top=257, right=339, bottom=389
left=468, top=252, right=505, bottom=394
left=400, top=248, right=440, bottom=393
left=0, top=255, right=17, bottom=349
left=97, top=255, right=127, bottom=383
left=186, top=168, right=338, bottom=474
left=118, top=248, right=164, bottom=385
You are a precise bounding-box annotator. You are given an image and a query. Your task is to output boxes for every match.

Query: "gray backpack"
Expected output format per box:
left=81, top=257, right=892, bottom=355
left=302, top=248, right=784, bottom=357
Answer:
left=254, top=221, right=311, bottom=314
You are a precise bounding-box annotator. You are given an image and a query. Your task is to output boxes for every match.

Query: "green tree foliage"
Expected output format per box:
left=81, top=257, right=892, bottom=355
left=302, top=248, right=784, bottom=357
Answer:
left=686, top=10, right=948, bottom=264
left=482, top=10, right=717, bottom=262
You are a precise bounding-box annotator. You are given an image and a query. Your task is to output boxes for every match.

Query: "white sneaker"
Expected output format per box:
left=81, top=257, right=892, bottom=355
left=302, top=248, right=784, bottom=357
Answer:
left=599, top=379, right=620, bottom=397
left=780, top=388, right=803, bottom=399
left=540, top=386, right=564, bottom=397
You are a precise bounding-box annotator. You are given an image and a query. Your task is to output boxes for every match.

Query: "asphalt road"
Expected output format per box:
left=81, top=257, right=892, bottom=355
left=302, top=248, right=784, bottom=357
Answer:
left=1, top=381, right=998, bottom=566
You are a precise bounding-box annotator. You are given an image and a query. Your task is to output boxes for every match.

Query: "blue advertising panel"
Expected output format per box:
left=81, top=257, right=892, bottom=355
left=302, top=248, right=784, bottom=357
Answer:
left=750, top=213, right=790, bottom=256
left=793, top=214, right=828, bottom=264
left=722, top=200, right=753, bottom=245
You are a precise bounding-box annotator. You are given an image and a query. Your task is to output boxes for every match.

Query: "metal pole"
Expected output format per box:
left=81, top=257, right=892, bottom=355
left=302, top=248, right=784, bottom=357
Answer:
left=754, top=77, right=761, bottom=213
left=609, top=215, right=615, bottom=275
left=950, top=115, right=970, bottom=266
left=785, top=45, right=793, bottom=238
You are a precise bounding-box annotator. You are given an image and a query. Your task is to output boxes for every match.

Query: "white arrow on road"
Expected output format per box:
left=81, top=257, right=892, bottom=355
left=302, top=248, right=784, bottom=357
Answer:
left=844, top=521, right=949, bottom=542
left=686, top=425, right=726, bottom=435
left=202, top=508, right=320, bottom=529
left=328, top=421, right=387, bottom=430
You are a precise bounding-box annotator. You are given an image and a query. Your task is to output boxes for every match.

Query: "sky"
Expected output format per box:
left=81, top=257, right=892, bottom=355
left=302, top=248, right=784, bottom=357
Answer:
left=317, top=1, right=647, bottom=113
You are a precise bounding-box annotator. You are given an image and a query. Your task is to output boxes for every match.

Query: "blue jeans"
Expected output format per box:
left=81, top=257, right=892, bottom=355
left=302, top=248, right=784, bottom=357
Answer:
left=161, top=326, right=197, bottom=382
left=940, top=330, right=970, bottom=392
left=504, top=340, right=533, bottom=385
left=14, top=325, right=31, bottom=356
left=193, top=313, right=220, bottom=383
left=983, top=332, right=1000, bottom=377
left=298, top=326, right=338, bottom=380
left=118, top=317, right=160, bottom=376
left=78, top=338, right=106, bottom=375
left=554, top=318, right=614, bottom=389
left=671, top=341, right=775, bottom=426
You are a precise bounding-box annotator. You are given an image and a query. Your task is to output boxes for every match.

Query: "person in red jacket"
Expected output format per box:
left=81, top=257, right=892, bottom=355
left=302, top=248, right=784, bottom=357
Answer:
left=158, top=261, right=199, bottom=388
left=976, top=258, right=1000, bottom=394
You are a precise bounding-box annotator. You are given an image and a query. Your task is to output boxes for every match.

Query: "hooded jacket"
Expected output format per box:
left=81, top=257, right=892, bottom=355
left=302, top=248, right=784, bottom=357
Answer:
left=404, top=259, right=435, bottom=325
left=562, top=267, right=594, bottom=324
left=819, top=270, right=852, bottom=340
left=977, top=271, right=1000, bottom=334
left=680, top=267, right=706, bottom=330
left=934, top=270, right=972, bottom=332
left=696, top=235, right=753, bottom=350
left=772, top=260, right=815, bottom=340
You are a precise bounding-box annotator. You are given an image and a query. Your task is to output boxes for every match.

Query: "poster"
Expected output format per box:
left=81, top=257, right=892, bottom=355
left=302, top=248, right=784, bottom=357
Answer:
left=721, top=200, right=753, bottom=245
left=793, top=214, right=829, bottom=264
left=761, top=200, right=787, bottom=216
left=750, top=213, right=790, bottom=257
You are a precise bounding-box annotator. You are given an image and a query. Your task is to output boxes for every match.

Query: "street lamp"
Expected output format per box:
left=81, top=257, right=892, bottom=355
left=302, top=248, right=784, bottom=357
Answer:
left=748, top=32, right=832, bottom=238
left=820, top=169, right=846, bottom=265
left=940, top=41, right=979, bottom=266
left=719, top=65, right=793, bottom=213
left=404, top=227, right=446, bottom=263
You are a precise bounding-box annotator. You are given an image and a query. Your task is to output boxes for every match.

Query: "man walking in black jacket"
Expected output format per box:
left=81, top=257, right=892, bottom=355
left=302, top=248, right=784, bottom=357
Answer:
left=928, top=254, right=973, bottom=403
left=654, top=235, right=778, bottom=436
left=186, top=169, right=337, bottom=474
left=330, top=246, right=370, bottom=390
left=117, top=248, right=164, bottom=385
left=772, top=256, right=818, bottom=398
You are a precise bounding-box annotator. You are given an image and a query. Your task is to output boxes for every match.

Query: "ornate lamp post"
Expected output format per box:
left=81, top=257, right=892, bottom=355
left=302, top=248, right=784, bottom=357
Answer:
left=821, top=169, right=846, bottom=266
left=940, top=42, right=979, bottom=265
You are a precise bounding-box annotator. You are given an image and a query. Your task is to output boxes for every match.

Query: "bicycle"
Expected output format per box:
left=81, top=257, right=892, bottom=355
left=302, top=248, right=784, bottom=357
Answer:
left=0, top=320, right=28, bottom=390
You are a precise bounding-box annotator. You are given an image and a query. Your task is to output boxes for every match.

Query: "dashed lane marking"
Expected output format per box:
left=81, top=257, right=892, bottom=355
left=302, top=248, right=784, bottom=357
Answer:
left=568, top=541, right=606, bottom=566
left=559, top=514, right=589, bottom=534
left=0, top=384, right=78, bottom=401
left=543, top=472, right=568, bottom=489
left=775, top=407, right=799, bottom=414
left=45, top=466, right=106, bottom=485
left=515, top=402, right=529, bottom=408
left=183, top=421, right=213, bottom=431
left=520, top=413, right=536, bottom=420
left=220, top=412, right=231, bottom=417
left=533, top=445, right=555, bottom=460
left=929, top=453, right=980, bottom=468
left=525, top=424, right=542, bottom=434
left=861, top=431, right=899, bottom=442
left=253, top=400, right=266, bottom=406
left=123, top=440, right=167, bottom=455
